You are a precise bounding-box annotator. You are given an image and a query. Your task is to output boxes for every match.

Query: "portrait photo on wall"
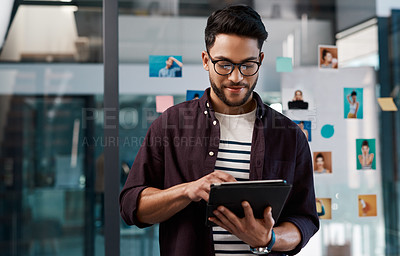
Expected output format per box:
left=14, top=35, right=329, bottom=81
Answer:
left=313, top=151, right=332, bottom=174
left=288, top=89, right=308, bottom=109
left=293, top=120, right=312, bottom=141
left=344, top=88, right=363, bottom=119
left=149, top=55, right=183, bottom=78
left=356, top=139, right=376, bottom=170
left=318, top=45, right=338, bottom=69
left=358, top=194, right=377, bottom=217
left=283, top=88, right=314, bottom=111
left=316, top=198, right=332, bottom=219
left=186, top=90, right=204, bottom=101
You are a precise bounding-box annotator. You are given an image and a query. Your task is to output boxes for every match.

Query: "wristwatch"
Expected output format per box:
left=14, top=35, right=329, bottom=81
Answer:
left=250, top=229, right=276, bottom=254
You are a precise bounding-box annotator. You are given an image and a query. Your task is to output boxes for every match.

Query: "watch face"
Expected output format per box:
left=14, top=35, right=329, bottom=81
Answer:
left=250, top=247, right=270, bottom=254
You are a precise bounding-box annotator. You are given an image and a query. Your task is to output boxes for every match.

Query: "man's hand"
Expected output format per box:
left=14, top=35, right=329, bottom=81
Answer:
left=184, top=170, right=236, bottom=202
left=209, top=201, right=275, bottom=248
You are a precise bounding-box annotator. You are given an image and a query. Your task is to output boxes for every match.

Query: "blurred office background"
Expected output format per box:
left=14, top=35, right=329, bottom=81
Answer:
left=0, top=0, right=399, bottom=255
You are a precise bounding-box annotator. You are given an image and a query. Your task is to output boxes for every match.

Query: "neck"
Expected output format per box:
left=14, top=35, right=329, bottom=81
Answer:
left=210, top=91, right=256, bottom=115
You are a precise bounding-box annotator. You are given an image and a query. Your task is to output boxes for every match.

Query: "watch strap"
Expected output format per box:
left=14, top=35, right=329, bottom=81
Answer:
left=250, top=229, right=276, bottom=254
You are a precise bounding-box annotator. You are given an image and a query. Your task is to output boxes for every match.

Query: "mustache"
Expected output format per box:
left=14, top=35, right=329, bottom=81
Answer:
left=222, top=82, right=249, bottom=87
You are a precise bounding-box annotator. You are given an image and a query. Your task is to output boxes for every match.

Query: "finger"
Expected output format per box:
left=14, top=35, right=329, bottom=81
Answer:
left=215, top=206, right=244, bottom=233
left=199, top=190, right=209, bottom=202
left=208, top=217, right=231, bottom=233
left=213, top=208, right=236, bottom=232
left=263, top=206, right=274, bottom=227
left=213, top=170, right=237, bottom=182
left=242, top=201, right=255, bottom=221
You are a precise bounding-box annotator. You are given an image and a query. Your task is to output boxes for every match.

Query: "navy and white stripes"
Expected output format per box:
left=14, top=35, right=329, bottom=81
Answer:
left=212, top=108, right=256, bottom=255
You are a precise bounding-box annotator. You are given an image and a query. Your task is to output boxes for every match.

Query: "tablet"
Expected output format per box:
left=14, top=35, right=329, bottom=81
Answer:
left=206, top=180, right=292, bottom=226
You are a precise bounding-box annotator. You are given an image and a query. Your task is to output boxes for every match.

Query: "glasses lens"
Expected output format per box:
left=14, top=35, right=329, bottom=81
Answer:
left=215, top=61, right=233, bottom=75
left=240, top=62, right=259, bottom=76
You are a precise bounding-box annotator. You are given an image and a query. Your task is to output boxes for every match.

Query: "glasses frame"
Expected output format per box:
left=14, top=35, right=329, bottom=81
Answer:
left=207, top=51, right=262, bottom=77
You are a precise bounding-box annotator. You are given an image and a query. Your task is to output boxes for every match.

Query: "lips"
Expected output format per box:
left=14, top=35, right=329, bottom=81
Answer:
left=225, top=86, right=245, bottom=93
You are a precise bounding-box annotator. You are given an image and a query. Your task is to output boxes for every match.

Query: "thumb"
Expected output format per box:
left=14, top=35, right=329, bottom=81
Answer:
left=263, top=206, right=275, bottom=228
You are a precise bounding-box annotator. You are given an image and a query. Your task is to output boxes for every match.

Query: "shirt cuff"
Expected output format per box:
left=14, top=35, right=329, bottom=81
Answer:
left=277, top=216, right=319, bottom=255
left=120, top=185, right=152, bottom=228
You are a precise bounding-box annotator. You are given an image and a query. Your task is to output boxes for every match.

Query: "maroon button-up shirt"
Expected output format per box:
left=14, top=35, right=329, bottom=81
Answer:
left=120, top=88, right=319, bottom=256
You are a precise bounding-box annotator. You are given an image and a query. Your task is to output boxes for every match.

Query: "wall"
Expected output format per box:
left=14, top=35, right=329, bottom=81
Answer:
left=376, top=0, right=400, bottom=17
left=283, top=67, right=384, bottom=256
left=0, top=5, right=79, bottom=61
left=1, top=6, right=332, bottom=93
left=336, top=0, right=376, bottom=31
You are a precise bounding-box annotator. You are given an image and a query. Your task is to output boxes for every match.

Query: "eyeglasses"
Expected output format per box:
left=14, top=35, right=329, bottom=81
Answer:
left=207, top=52, right=261, bottom=76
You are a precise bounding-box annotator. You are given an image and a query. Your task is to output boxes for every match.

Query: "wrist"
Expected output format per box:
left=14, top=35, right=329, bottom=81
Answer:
left=250, top=229, right=275, bottom=254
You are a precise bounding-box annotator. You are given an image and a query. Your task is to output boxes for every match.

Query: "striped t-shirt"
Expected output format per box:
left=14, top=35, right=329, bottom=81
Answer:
left=213, top=107, right=256, bottom=256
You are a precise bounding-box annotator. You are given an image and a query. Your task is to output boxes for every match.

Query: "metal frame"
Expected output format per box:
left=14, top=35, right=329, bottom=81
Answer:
left=378, top=16, right=399, bottom=256
left=103, top=0, right=120, bottom=255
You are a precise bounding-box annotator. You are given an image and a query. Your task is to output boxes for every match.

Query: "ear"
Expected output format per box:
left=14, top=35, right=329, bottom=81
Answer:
left=202, top=51, right=210, bottom=71
left=259, top=52, right=265, bottom=64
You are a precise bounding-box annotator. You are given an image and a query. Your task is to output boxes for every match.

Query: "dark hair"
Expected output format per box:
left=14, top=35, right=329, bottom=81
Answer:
left=194, top=93, right=199, bottom=98
left=316, top=153, right=324, bottom=160
left=322, top=49, right=330, bottom=59
left=351, top=90, right=357, bottom=96
left=362, top=140, right=369, bottom=147
left=205, top=5, right=268, bottom=51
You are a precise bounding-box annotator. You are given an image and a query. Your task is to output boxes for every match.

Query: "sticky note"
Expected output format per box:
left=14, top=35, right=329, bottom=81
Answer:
left=321, top=124, right=334, bottom=139
left=156, top=95, right=174, bottom=113
left=377, top=97, right=398, bottom=111
left=276, top=57, right=293, bottom=72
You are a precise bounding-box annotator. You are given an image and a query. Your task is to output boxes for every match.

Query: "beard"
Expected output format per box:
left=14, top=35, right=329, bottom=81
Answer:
left=209, top=75, right=258, bottom=107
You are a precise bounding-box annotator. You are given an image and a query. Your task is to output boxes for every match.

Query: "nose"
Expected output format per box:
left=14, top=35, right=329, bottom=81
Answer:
left=228, top=66, right=243, bottom=83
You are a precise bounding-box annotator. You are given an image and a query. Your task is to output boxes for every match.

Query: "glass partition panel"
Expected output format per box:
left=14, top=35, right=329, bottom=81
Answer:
left=0, top=2, right=103, bottom=256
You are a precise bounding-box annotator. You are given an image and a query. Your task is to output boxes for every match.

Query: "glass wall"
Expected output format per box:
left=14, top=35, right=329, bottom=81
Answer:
left=0, top=2, right=103, bottom=256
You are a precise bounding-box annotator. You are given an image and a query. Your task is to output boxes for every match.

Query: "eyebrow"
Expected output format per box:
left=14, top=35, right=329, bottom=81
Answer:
left=212, top=55, right=260, bottom=63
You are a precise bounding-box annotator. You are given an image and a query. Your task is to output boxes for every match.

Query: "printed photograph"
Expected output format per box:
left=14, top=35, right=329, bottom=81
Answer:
left=149, top=55, right=183, bottom=78
left=356, top=139, right=376, bottom=170
left=186, top=90, right=204, bottom=101
left=316, top=198, right=332, bottom=219
left=282, top=87, right=313, bottom=110
left=358, top=194, right=377, bottom=217
left=313, top=152, right=332, bottom=174
left=344, top=88, right=363, bottom=119
left=293, top=120, right=312, bottom=141
left=318, top=45, right=338, bottom=69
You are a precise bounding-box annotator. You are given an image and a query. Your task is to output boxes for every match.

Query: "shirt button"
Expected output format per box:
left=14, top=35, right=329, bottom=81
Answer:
left=209, top=151, right=214, bottom=156
left=204, top=110, right=208, bottom=115
left=206, top=102, right=210, bottom=107
left=213, top=120, right=217, bottom=125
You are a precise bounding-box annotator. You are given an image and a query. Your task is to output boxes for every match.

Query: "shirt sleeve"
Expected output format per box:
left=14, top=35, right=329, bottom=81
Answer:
left=119, top=117, right=165, bottom=228
left=277, top=128, right=319, bottom=255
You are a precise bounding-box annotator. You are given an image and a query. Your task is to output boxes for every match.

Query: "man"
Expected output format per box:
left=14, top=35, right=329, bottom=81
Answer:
left=159, top=56, right=183, bottom=77
left=120, top=5, right=318, bottom=256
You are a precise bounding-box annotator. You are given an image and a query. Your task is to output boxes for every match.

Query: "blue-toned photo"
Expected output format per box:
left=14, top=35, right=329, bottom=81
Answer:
left=149, top=55, right=183, bottom=78
left=293, top=120, right=312, bottom=141
left=344, top=88, right=363, bottom=119
left=186, top=90, right=204, bottom=101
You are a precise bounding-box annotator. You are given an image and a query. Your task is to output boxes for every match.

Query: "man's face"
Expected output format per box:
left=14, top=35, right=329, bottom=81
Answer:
left=166, top=58, right=173, bottom=68
left=202, top=34, right=263, bottom=108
